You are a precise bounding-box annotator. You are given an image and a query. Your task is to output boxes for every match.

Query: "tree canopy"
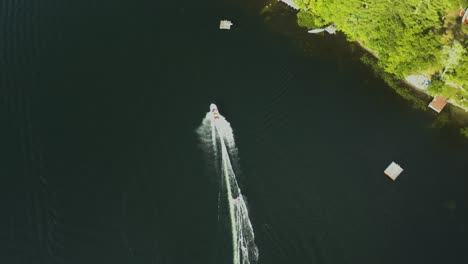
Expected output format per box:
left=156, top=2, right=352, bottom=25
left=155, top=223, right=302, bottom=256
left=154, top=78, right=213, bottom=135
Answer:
left=294, top=0, right=468, bottom=106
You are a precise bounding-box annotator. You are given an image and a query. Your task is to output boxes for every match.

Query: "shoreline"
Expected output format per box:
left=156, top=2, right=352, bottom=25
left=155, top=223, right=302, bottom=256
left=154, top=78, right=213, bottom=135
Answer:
left=404, top=78, right=468, bottom=113
left=357, top=31, right=468, bottom=114
left=274, top=0, right=468, bottom=114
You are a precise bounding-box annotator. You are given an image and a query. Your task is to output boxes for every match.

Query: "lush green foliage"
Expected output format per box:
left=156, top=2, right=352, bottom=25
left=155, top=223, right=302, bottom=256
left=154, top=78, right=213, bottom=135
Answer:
left=442, top=41, right=465, bottom=78
left=428, top=79, right=444, bottom=94
left=297, top=9, right=318, bottom=29
left=445, top=54, right=468, bottom=88
left=461, top=127, right=468, bottom=138
left=293, top=0, right=467, bottom=83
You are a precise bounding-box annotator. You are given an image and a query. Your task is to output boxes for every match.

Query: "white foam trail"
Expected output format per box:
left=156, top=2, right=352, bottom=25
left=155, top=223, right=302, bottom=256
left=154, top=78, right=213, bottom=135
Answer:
left=197, top=110, right=258, bottom=264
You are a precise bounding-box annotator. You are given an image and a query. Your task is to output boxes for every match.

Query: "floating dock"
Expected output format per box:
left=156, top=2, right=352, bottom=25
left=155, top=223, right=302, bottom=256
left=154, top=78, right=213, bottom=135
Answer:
left=219, top=20, right=233, bottom=30
left=384, top=162, right=403, bottom=181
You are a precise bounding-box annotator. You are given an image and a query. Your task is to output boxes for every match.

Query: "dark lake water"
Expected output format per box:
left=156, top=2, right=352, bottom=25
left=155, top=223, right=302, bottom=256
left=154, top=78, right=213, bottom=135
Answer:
left=2, top=0, right=468, bottom=263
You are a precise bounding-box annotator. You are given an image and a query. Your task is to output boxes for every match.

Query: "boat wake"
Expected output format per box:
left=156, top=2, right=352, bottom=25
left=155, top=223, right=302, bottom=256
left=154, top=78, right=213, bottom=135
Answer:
left=197, top=105, right=258, bottom=264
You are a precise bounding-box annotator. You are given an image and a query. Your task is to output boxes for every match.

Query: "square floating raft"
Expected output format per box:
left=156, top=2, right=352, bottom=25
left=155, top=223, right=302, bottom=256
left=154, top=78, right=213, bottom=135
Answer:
left=219, top=20, right=233, bottom=30
left=384, top=162, right=404, bottom=181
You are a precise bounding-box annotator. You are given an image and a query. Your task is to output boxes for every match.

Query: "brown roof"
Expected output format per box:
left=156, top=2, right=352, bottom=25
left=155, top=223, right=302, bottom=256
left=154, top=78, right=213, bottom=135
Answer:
left=428, top=95, right=448, bottom=113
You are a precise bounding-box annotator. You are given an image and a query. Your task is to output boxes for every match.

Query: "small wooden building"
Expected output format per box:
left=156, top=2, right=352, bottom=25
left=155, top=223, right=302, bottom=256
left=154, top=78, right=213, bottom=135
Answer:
left=428, top=95, right=448, bottom=113
left=384, top=162, right=404, bottom=181
left=461, top=8, right=468, bottom=24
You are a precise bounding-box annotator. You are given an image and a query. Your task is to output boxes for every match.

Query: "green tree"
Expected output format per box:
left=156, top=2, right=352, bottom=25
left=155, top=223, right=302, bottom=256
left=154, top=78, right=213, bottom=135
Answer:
left=428, top=80, right=444, bottom=94
left=441, top=41, right=465, bottom=79
left=297, top=10, right=320, bottom=29
left=461, top=127, right=468, bottom=138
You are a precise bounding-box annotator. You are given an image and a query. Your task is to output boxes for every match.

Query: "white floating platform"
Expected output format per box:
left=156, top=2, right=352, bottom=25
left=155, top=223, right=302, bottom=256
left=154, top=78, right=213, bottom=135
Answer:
left=324, top=24, right=337, bottom=34
left=308, top=24, right=336, bottom=34
left=308, top=28, right=325, bottom=34
left=219, top=20, right=233, bottom=30
left=384, top=162, right=403, bottom=181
